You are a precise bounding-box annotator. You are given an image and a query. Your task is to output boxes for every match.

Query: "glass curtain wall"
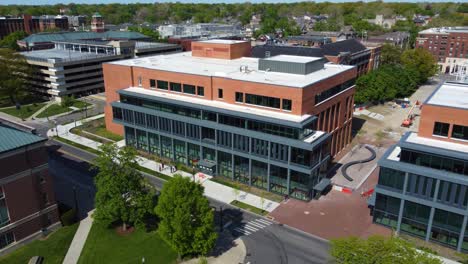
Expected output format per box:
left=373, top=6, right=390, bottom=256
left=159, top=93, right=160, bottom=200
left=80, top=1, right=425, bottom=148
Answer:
left=234, top=155, right=249, bottom=184
left=161, top=136, right=173, bottom=159
left=148, top=132, right=160, bottom=155
left=218, top=151, right=233, bottom=178
left=174, top=139, right=186, bottom=164
left=136, top=129, right=148, bottom=152
left=251, top=160, right=268, bottom=190
left=289, top=170, right=311, bottom=200
left=125, top=126, right=136, bottom=147
left=188, top=143, right=200, bottom=166
left=270, top=165, right=288, bottom=195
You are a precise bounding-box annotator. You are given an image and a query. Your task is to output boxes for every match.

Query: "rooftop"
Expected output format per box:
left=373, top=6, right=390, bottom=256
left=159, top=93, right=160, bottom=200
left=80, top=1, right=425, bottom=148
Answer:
left=21, top=48, right=118, bottom=63
left=404, top=132, right=468, bottom=155
left=0, top=125, right=46, bottom=154
left=197, top=39, right=246, bottom=44
left=121, top=87, right=312, bottom=124
left=20, top=31, right=150, bottom=46
left=425, top=82, right=468, bottom=110
left=110, top=52, right=354, bottom=88
left=419, top=27, right=468, bottom=34
left=262, top=54, right=322, bottom=63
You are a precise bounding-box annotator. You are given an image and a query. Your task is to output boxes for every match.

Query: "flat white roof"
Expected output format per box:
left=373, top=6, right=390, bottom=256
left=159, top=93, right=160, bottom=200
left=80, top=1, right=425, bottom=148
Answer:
left=197, top=39, right=246, bottom=44
left=419, top=27, right=468, bottom=34
left=122, top=87, right=312, bottom=123
left=405, top=132, right=468, bottom=154
left=426, top=82, right=468, bottom=110
left=263, top=54, right=322, bottom=64
left=110, top=52, right=354, bottom=88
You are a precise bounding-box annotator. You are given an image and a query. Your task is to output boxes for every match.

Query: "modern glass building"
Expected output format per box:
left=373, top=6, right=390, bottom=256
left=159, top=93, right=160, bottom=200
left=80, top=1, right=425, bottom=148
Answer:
left=104, top=40, right=357, bottom=201
left=371, top=81, right=468, bottom=251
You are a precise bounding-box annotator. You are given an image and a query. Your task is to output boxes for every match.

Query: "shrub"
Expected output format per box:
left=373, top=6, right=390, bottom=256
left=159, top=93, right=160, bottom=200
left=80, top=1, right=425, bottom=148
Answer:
left=61, top=208, right=77, bottom=226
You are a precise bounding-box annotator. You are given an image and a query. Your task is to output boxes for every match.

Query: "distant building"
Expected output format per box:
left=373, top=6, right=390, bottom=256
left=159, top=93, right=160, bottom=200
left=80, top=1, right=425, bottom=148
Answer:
left=415, top=27, right=468, bottom=74
left=91, top=12, right=105, bottom=33
left=158, top=23, right=242, bottom=39
left=21, top=40, right=181, bottom=100
left=67, top=15, right=86, bottom=30
left=298, top=30, right=356, bottom=43
left=0, top=124, right=60, bottom=255
left=413, top=14, right=432, bottom=27
left=366, top=15, right=406, bottom=30
left=252, top=39, right=372, bottom=77
left=0, top=14, right=69, bottom=39
left=365, top=31, right=410, bottom=48
left=286, top=35, right=332, bottom=47
left=370, top=81, right=468, bottom=252
left=104, top=39, right=357, bottom=201
left=17, top=30, right=151, bottom=50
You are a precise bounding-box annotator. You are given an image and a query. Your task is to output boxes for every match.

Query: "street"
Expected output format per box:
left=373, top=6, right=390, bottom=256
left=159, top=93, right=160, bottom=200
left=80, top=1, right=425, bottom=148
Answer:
left=47, top=139, right=330, bottom=263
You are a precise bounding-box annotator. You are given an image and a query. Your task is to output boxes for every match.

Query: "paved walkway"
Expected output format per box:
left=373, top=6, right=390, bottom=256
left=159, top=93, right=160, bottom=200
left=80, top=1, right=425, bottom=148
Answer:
left=182, top=236, right=246, bottom=264
left=30, top=101, right=55, bottom=120
left=47, top=114, right=280, bottom=213
left=63, top=210, right=94, bottom=264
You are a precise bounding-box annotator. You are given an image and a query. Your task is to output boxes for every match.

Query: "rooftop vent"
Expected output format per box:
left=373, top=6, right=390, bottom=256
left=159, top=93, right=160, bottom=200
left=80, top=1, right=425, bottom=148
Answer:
left=258, top=55, right=326, bottom=75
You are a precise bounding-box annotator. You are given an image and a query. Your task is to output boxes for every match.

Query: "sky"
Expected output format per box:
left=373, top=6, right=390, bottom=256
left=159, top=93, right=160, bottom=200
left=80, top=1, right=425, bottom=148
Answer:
left=0, top=0, right=462, bottom=5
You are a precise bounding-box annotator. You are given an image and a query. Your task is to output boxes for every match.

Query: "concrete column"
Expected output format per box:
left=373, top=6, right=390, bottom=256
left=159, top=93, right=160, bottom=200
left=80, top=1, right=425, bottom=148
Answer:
left=267, top=164, right=271, bottom=192
left=425, top=207, right=435, bottom=242
left=433, top=179, right=441, bottom=202
left=396, top=172, right=410, bottom=233
left=171, top=138, right=175, bottom=161
left=185, top=141, right=189, bottom=166
left=248, top=158, right=252, bottom=186
left=231, top=154, right=235, bottom=181
left=457, top=215, right=467, bottom=252
left=286, top=169, right=291, bottom=195
left=158, top=134, right=162, bottom=157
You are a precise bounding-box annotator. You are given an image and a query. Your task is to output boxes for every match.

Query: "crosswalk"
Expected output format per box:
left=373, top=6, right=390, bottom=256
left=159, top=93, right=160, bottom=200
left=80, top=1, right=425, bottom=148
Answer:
left=232, top=218, right=273, bottom=236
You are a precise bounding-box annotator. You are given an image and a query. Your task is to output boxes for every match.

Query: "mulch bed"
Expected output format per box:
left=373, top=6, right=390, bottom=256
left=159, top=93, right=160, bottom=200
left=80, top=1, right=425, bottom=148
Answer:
left=115, top=225, right=135, bottom=236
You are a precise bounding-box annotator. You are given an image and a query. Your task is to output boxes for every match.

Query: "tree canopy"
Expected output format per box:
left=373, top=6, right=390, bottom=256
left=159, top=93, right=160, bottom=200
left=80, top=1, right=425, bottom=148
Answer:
left=330, top=236, right=442, bottom=264
left=93, top=144, right=154, bottom=230
left=0, top=48, right=32, bottom=105
left=155, top=175, right=217, bottom=257
left=0, top=31, right=28, bottom=51
left=401, top=48, right=438, bottom=85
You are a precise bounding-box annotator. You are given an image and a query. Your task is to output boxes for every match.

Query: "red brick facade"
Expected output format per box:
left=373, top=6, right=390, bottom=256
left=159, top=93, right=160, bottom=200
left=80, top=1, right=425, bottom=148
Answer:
left=416, top=30, right=468, bottom=66
left=0, top=143, right=60, bottom=251
left=419, top=104, right=468, bottom=145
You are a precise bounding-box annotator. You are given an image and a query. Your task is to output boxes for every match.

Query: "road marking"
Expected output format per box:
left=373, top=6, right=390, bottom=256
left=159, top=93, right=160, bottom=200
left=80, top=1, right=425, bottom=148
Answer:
left=234, top=228, right=251, bottom=235
left=256, top=219, right=272, bottom=225
left=243, top=225, right=258, bottom=232
left=248, top=221, right=266, bottom=228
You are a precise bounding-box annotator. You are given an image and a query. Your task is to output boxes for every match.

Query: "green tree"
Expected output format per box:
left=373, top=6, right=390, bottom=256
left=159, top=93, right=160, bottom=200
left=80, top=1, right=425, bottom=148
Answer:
left=401, top=48, right=437, bottom=85
left=0, top=31, right=28, bottom=51
left=330, top=235, right=442, bottom=264
left=155, top=175, right=217, bottom=258
left=0, top=49, right=32, bottom=105
left=128, top=26, right=161, bottom=42
left=93, top=144, right=154, bottom=231
left=380, top=43, right=402, bottom=66
left=61, top=95, right=76, bottom=108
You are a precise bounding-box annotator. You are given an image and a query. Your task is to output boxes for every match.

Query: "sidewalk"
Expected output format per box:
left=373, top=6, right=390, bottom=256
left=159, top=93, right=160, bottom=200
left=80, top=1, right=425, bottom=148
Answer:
left=48, top=114, right=280, bottom=213
left=63, top=210, right=94, bottom=264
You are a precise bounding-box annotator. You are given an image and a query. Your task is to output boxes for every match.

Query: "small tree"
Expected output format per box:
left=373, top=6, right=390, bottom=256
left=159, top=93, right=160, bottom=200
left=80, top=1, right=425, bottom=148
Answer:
left=61, top=95, right=76, bottom=108
left=0, top=49, right=32, bottom=105
left=155, top=175, right=217, bottom=258
left=93, top=144, right=154, bottom=230
left=232, top=182, right=241, bottom=202
left=259, top=193, right=265, bottom=212
left=330, top=235, right=441, bottom=264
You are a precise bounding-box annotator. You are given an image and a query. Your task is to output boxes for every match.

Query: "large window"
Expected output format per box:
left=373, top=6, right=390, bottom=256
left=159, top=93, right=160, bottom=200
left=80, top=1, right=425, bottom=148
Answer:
left=218, top=88, right=223, bottom=99
left=433, top=122, right=450, bottom=137
left=270, top=165, right=288, bottom=195
left=401, top=201, right=431, bottom=238
left=315, top=78, right=355, bottom=105
left=400, top=149, right=468, bottom=176
left=235, top=92, right=243, bottom=103
left=183, top=84, right=196, bottom=95
left=452, top=124, right=468, bottom=140
left=112, top=107, right=122, bottom=120
left=218, top=151, right=232, bottom=178
left=290, top=170, right=311, bottom=200
left=282, top=99, right=292, bottom=111
left=234, top=155, right=249, bottom=184
left=406, top=173, right=436, bottom=200
left=157, top=80, right=168, bottom=90
left=430, top=209, right=463, bottom=248
left=251, top=160, right=268, bottom=190
left=373, top=194, right=400, bottom=229
left=170, top=82, right=181, bottom=92
left=245, top=93, right=280, bottom=109
left=150, top=79, right=156, bottom=88
left=0, top=232, right=14, bottom=249
left=0, top=189, right=9, bottom=228
left=197, top=86, right=204, bottom=96
left=378, top=167, right=405, bottom=191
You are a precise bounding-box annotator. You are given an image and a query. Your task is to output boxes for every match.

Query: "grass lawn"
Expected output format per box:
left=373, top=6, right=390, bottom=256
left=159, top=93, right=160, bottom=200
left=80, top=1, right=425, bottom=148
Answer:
left=37, top=101, right=91, bottom=118
left=78, top=224, right=177, bottom=264
left=53, top=136, right=101, bottom=156
left=0, top=102, right=47, bottom=119
left=0, top=224, right=78, bottom=264
left=71, top=118, right=123, bottom=142
left=230, top=200, right=268, bottom=216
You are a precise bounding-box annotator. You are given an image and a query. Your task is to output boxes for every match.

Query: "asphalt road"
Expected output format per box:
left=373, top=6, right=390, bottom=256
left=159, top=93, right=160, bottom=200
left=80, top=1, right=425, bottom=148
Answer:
left=47, top=139, right=330, bottom=263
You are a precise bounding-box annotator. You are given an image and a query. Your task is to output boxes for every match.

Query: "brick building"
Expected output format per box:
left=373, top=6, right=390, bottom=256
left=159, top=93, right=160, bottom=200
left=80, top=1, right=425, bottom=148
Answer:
left=104, top=39, right=357, bottom=200
left=370, top=81, right=468, bottom=252
left=0, top=15, right=69, bottom=40
left=416, top=27, right=468, bottom=74
left=0, top=125, right=60, bottom=255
